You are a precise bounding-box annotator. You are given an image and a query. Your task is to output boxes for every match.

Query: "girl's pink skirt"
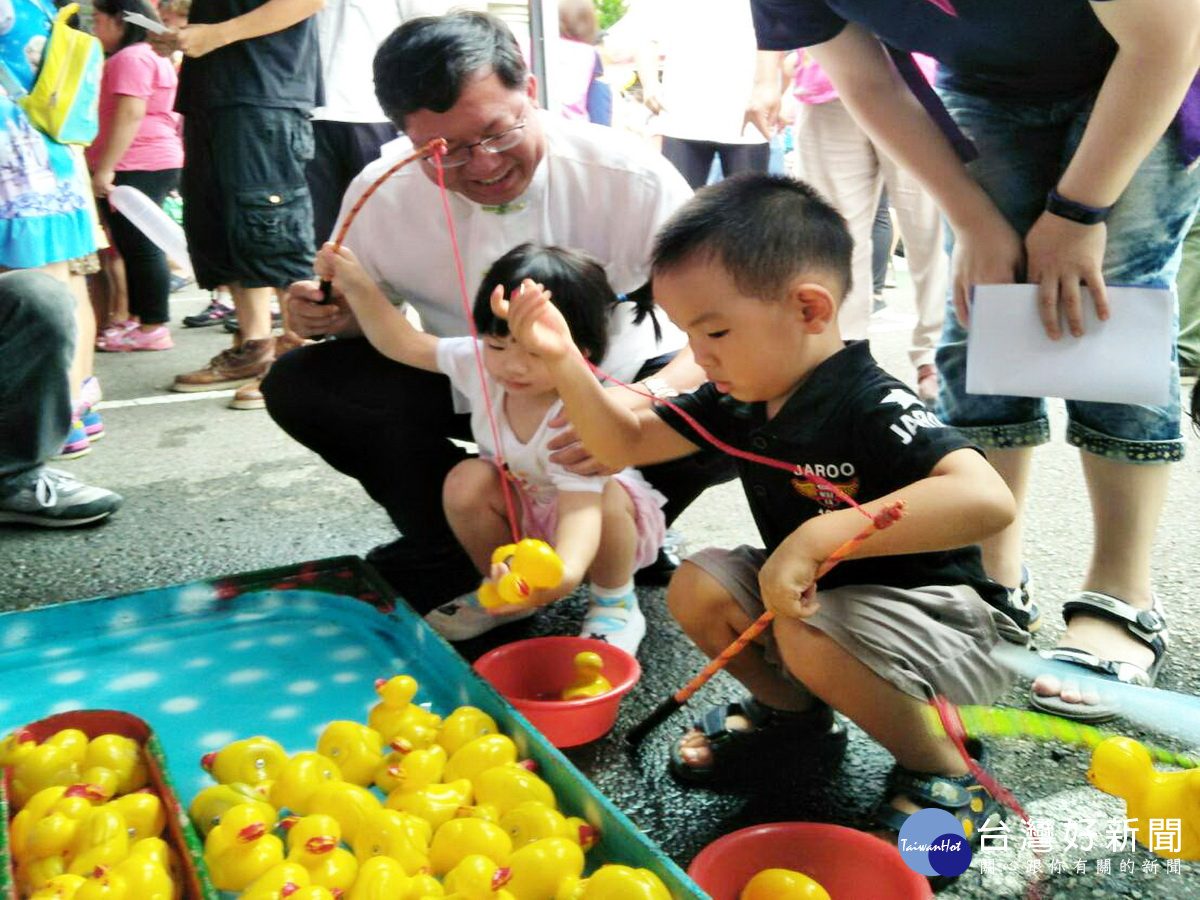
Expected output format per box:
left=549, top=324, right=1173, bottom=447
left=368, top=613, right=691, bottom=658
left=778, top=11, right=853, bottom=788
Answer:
left=519, top=470, right=667, bottom=571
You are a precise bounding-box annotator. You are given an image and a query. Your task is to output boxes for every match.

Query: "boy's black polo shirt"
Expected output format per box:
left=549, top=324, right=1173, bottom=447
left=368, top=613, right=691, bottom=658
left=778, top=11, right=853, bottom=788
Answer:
left=656, top=341, right=1008, bottom=608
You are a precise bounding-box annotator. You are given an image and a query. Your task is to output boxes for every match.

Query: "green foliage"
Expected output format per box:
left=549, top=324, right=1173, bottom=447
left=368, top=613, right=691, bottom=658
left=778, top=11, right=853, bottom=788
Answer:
left=594, top=0, right=628, bottom=32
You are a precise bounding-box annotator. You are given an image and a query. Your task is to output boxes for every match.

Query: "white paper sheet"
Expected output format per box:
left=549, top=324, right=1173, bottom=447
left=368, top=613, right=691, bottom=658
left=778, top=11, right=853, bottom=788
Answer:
left=965, top=284, right=1174, bottom=406
left=122, top=11, right=168, bottom=34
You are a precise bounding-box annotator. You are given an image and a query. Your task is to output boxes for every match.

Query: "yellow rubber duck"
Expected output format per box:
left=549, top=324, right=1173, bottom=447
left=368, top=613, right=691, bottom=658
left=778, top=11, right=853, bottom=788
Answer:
left=108, top=837, right=175, bottom=900
left=0, top=727, right=36, bottom=767
left=27, top=873, right=87, bottom=899
left=269, top=751, right=343, bottom=816
left=352, top=807, right=432, bottom=875
left=239, top=861, right=312, bottom=900
left=346, top=855, right=414, bottom=899
left=65, top=806, right=130, bottom=877
left=368, top=675, right=444, bottom=747
left=445, top=735, right=518, bottom=784
left=9, top=742, right=82, bottom=808
left=16, top=792, right=95, bottom=865
left=82, top=734, right=148, bottom=795
left=560, top=652, right=612, bottom=701
left=204, top=802, right=286, bottom=891
left=190, top=782, right=278, bottom=837
left=407, top=872, right=447, bottom=898
left=478, top=539, right=565, bottom=609
left=386, top=777, right=474, bottom=829
left=11, top=785, right=69, bottom=845
left=457, top=802, right=503, bottom=823
left=74, top=767, right=121, bottom=803
left=1088, top=736, right=1200, bottom=860
left=305, top=779, right=383, bottom=845
left=437, top=707, right=499, bottom=757
left=284, top=813, right=359, bottom=894
left=201, top=735, right=287, bottom=787
left=18, top=855, right=68, bottom=897
left=555, top=864, right=671, bottom=900
left=430, top=817, right=513, bottom=874
left=506, top=837, right=585, bottom=900
left=374, top=742, right=448, bottom=794
left=565, top=816, right=597, bottom=852
left=316, top=721, right=386, bottom=787
left=71, top=869, right=128, bottom=900
left=740, top=868, right=830, bottom=900
left=42, top=730, right=90, bottom=766
left=473, top=764, right=556, bottom=816
left=443, top=854, right=517, bottom=900
left=11, top=787, right=62, bottom=862
left=499, top=802, right=572, bottom=850
left=108, top=791, right=166, bottom=841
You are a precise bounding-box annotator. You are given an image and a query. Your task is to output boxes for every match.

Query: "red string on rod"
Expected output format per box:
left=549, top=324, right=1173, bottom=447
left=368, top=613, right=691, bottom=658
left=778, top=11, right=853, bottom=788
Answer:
left=586, top=362, right=874, bottom=521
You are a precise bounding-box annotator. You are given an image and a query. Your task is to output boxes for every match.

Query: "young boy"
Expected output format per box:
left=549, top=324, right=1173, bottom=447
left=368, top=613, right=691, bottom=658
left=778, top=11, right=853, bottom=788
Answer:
left=499, top=173, right=1030, bottom=840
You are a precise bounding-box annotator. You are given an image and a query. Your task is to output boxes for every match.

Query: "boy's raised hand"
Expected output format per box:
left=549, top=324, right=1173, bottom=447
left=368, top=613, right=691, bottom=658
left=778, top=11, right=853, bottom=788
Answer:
left=492, top=279, right=575, bottom=361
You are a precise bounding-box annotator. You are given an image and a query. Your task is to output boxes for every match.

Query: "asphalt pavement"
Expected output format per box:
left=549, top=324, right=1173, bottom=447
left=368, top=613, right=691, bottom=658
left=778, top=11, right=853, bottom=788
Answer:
left=1, top=269, right=1198, bottom=898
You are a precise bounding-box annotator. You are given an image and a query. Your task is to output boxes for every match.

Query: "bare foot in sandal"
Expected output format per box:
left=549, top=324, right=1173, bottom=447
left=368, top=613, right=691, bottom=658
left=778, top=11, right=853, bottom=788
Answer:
left=1030, top=591, right=1168, bottom=722
left=676, top=713, right=754, bottom=771
left=669, top=697, right=845, bottom=784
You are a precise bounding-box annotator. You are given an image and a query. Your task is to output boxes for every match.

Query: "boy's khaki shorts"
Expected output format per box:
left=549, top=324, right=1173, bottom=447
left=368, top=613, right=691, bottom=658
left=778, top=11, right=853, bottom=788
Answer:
left=687, top=545, right=1029, bottom=706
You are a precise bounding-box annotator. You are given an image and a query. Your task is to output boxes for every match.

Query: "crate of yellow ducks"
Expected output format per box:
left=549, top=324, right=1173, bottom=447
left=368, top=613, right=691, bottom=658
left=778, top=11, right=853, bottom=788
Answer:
left=0, top=556, right=705, bottom=898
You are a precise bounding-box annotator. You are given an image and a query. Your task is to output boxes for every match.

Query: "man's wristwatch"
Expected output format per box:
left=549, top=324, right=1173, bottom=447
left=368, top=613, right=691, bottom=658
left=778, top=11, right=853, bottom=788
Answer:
left=641, top=376, right=679, bottom=400
left=1045, top=188, right=1113, bottom=226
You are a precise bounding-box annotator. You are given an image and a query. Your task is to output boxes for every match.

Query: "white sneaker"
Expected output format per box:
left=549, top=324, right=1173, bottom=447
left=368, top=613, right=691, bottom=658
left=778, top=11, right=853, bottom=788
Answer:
left=423, top=595, right=535, bottom=641
left=580, top=602, right=646, bottom=656
left=0, top=468, right=122, bottom=528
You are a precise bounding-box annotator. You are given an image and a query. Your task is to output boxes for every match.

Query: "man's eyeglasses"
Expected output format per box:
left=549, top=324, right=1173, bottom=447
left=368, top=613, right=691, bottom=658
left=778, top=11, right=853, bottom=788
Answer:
left=432, top=120, right=527, bottom=169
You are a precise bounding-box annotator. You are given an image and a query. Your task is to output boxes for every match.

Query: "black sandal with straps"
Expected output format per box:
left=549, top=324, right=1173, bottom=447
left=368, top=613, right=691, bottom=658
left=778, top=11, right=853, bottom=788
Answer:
left=668, top=695, right=847, bottom=786
left=1029, top=590, right=1169, bottom=724
left=873, top=740, right=1004, bottom=848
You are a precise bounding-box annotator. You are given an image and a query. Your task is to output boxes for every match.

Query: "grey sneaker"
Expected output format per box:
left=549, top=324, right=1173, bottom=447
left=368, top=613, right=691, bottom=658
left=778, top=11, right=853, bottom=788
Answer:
left=0, top=468, right=122, bottom=528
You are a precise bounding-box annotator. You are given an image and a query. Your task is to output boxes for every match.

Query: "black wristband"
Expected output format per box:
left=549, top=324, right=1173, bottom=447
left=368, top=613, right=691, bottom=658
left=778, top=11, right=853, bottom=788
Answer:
left=1045, top=188, right=1113, bottom=226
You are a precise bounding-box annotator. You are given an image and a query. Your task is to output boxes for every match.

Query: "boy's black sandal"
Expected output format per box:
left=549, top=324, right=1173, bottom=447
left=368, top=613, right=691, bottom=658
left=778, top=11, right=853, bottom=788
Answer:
left=872, top=739, right=1004, bottom=850
left=668, top=695, right=847, bottom=785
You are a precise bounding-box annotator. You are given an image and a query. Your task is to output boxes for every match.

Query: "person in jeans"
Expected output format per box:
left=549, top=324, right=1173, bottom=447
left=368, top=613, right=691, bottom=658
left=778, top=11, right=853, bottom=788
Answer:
left=750, top=0, right=1200, bottom=722
left=88, top=0, right=184, bottom=353
left=0, top=272, right=123, bottom=528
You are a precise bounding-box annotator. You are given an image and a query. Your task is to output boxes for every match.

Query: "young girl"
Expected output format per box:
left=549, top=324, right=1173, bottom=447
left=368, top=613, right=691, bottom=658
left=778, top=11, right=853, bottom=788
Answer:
left=317, top=241, right=666, bottom=655
left=86, top=0, right=183, bottom=352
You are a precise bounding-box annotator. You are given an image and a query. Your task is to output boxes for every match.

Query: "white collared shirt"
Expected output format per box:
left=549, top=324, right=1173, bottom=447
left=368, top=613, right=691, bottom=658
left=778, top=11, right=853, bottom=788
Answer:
left=333, top=112, right=691, bottom=406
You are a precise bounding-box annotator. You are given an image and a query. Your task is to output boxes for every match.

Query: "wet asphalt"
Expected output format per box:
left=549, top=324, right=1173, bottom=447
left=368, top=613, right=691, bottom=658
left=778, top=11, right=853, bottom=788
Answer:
left=1, top=272, right=1198, bottom=898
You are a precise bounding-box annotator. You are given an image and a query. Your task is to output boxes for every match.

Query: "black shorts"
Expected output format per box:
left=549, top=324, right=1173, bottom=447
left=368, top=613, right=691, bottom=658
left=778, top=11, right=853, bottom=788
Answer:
left=181, top=106, right=315, bottom=290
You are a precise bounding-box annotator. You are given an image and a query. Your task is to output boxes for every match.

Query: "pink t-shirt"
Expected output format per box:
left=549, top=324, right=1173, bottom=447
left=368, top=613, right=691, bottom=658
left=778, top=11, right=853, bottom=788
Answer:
left=554, top=39, right=601, bottom=122
left=792, top=51, right=938, bottom=106
left=86, top=42, right=183, bottom=172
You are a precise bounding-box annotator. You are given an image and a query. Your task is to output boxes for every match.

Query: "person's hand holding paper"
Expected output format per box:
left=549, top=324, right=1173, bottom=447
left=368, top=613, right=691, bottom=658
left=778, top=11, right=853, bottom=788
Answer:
left=965, top=284, right=1173, bottom=406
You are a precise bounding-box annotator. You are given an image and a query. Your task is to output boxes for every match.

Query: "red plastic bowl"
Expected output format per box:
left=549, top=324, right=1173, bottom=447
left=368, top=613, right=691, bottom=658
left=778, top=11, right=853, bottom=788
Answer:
left=473, top=637, right=641, bottom=748
left=688, top=822, right=932, bottom=900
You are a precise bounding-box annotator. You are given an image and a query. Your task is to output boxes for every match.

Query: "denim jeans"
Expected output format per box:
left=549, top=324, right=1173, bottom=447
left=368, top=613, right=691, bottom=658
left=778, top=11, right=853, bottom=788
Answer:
left=934, top=88, right=1200, bottom=463
left=0, top=271, right=75, bottom=485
